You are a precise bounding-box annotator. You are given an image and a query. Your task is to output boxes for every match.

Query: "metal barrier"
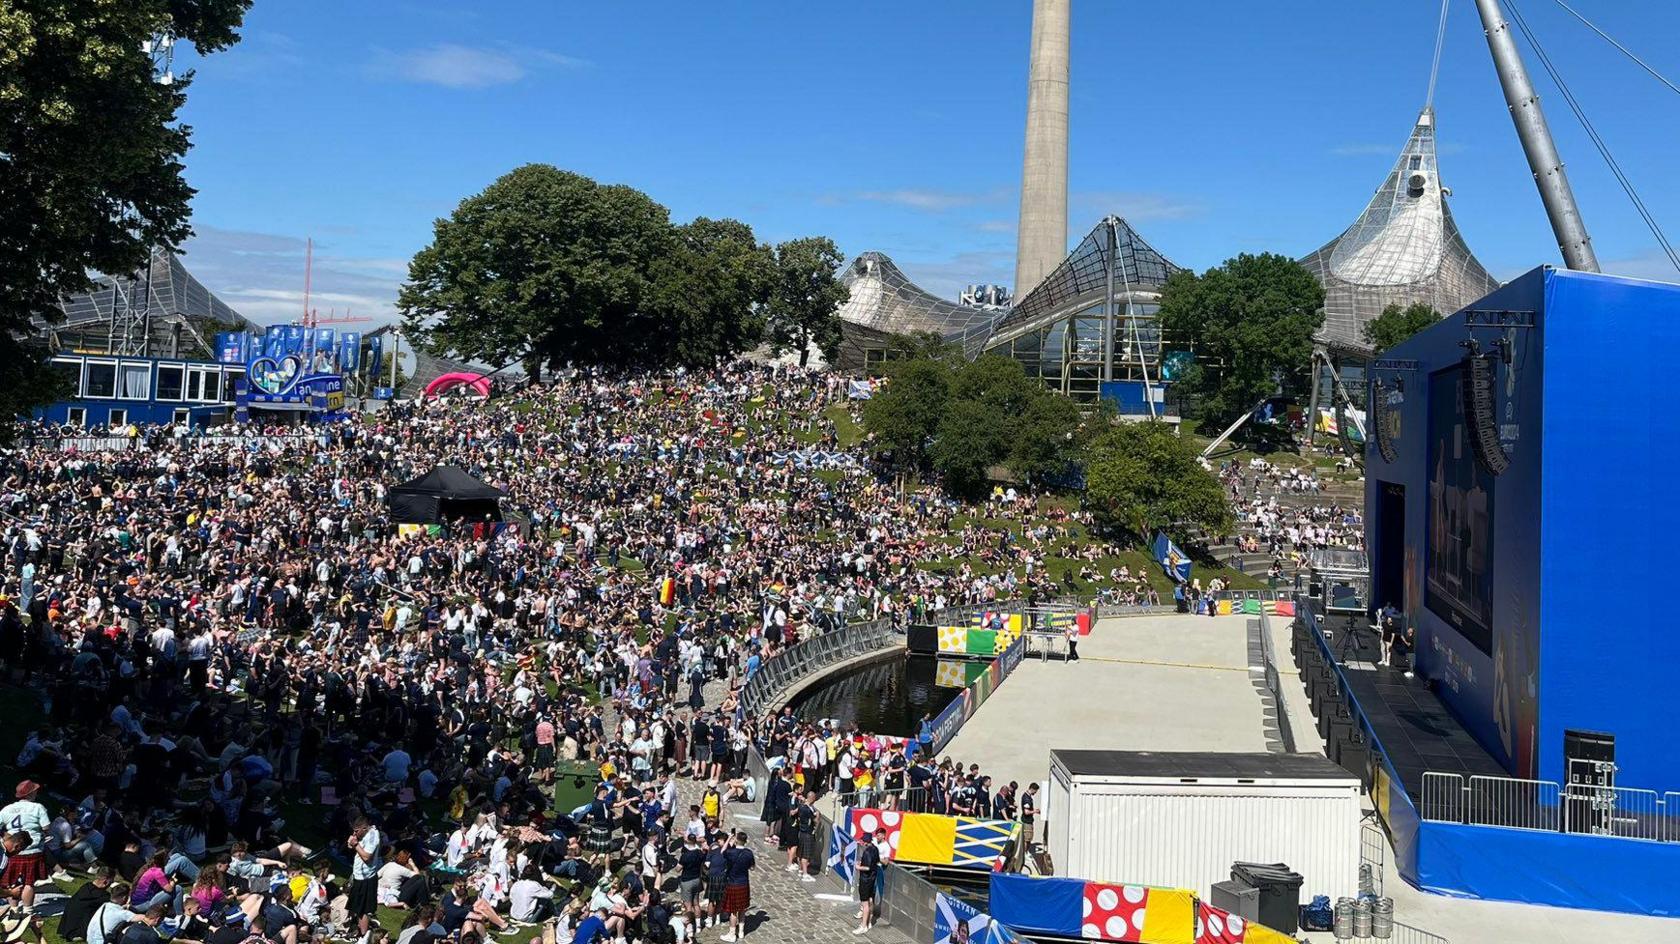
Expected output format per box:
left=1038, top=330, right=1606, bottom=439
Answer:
left=876, top=859, right=943, bottom=944
left=1467, top=775, right=1562, bottom=833
left=1423, top=771, right=1680, bottom=843
left=1359, top=819, right=1386, bottom=899
left=1419, top=772, right=1467, bottom=826
left=736, top=617, right=901, bottom=720
left=1255, top=608, right=1295, bottom=752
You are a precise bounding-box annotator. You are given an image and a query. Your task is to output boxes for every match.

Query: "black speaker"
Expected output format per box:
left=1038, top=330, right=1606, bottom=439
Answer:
left=1463, top=350, right=1509, bottom=475
left=1318, top=703, right=1351, bottom=740
left=1333, top=731, right=1369, bottom=780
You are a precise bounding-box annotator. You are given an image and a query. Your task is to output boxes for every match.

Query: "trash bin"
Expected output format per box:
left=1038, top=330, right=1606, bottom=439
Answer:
left=1231, top=862, right=1305, bottom=935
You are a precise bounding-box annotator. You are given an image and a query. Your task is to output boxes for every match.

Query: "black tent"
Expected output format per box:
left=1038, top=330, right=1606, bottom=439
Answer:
left=387, top=465, right=508, bottom=524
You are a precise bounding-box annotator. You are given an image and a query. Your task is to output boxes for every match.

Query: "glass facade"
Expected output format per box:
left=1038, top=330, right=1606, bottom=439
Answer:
left=983, top=217, right=1182, bottom=401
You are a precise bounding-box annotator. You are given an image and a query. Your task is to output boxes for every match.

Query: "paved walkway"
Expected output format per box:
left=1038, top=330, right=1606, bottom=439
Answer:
left=942, top=613, right=1267, bottom=792
left=604, top=672, right=915, bottom=944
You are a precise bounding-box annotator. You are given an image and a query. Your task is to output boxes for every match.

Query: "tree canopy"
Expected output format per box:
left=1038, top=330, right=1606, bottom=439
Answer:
left=764, top=237, right=850, bottom=367
left=1362, top=302, right=1441, bottom=354
left=1158, top=252, right=1324, bottom=424
left=1083, top=421, right=1232, bottom=540
left=862, top=353, right=1080, bottom=498
left=400, top=165, right=839, bottom=375
left=1, top=0, right=250, bottom=421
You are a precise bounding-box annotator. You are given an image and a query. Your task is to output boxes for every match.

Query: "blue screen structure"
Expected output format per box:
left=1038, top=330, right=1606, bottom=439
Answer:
left=1425, top=364, right=1495, bottom=656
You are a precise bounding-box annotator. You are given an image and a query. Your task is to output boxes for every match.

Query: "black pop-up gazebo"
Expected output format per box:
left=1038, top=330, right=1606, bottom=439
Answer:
left=387, top=465, right=507, bottom=524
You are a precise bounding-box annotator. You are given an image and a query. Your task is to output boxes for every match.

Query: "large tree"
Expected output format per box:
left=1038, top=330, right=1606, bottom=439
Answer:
left=399, top=165, right=675, bottom=375
left=644, top=217, right=773, bottom=368
left=1158, top=252, right=1324, bottom=424
left=1084, top=421, right=1232, bottom=540
left=861, top=356, right=951, bottom=482
left=1363, top=301, right=1440, bottom=354
left=1, top=0, right=250, bottom=420
left=764, top=237, right=849, bottom=366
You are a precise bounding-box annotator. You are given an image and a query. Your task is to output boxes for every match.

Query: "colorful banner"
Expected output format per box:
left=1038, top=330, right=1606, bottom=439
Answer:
left=988, top=874, right=1195, bottom=944
left=1153, top=531, right=1193, bottom=584
left=1194, top=902, right=1294, bottom=944
left=658, top=577, right=675, bottom=606
left=847, top=808, right=1017, bottom=872
left=264, top=324, right=286, bottom=358
left=340, top=331, right=361, bottom=373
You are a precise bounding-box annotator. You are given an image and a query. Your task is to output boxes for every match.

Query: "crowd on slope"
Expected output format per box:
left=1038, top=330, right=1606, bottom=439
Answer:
left=0, top=363, right=1106, bottom=944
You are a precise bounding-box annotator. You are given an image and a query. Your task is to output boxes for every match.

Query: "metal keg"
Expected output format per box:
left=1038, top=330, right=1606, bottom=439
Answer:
left=1370, top=897, right=1395, bottom=939
left=1352, top=897, right=1374, bottom=938
left=1333, top=897, right=1356, bottom=940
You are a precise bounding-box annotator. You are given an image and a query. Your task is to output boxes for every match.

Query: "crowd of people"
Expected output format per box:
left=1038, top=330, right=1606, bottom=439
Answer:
left=0, top=363, right=1107, bottom=944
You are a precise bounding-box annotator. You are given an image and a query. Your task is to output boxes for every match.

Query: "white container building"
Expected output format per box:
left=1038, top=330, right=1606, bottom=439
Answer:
left=1045, top=750, right=1363, bottom=900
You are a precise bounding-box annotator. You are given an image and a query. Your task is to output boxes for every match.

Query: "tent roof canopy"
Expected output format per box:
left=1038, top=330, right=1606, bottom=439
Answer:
left=389, top=465, right=507, bottom=500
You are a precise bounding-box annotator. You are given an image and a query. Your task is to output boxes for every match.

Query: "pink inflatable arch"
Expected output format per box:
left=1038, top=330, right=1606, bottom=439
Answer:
left=423, top=372, right=492, bottom=399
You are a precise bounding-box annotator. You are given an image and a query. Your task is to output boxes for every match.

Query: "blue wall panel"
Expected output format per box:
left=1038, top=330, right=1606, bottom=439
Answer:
left=1417, top=822, right=1680, bottom=916
left=1537, top=271, right=1680, bottom=789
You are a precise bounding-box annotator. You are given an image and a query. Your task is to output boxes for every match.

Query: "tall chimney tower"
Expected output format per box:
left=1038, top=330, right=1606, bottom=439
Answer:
left=1014, top=0, right=1071, bottom=298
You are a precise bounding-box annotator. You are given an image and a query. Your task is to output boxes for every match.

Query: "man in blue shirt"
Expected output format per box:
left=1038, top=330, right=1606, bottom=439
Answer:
left=571, top=904, right=609, bottom=944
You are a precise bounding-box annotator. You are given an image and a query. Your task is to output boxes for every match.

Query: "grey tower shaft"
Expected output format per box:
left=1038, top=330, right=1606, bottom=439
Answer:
left=1015, top=0, right=1071, bottom=297
left=1472, top=0, right=1599, bottom=272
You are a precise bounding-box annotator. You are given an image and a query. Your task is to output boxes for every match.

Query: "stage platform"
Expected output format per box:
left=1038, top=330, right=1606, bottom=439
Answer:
left=1308, top=610, right=1507, bottom=803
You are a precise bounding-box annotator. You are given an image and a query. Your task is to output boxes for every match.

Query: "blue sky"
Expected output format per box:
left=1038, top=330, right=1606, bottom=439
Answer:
left=171, top=0, right=1680, bottom=325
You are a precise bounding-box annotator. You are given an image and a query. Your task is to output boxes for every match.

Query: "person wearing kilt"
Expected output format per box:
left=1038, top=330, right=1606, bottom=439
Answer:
left=0, top=782, right=53, bottom=913
left=583, top=786, right=617, bottom=860
left=703, top=837, right=728, bottom=928
left=719, top=831, right=754, bottom=943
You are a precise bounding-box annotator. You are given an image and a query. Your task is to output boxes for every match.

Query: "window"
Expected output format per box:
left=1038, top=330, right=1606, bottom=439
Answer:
left=51, top=359, right=82, bottom=397
left=108, top=409, right=127, bottom=428
left=84, top=361, right=117, bottom=398
left=117, top=362, right=150, bottom=399
left=66, top=408, right=86, bottom=427
left=222, top=370, right=241, bottom=402
left=173, top=409, right=191, bottom=424
left=186, top=366, right=223, bottom=401
left=155, top=364, right=184, bottom=401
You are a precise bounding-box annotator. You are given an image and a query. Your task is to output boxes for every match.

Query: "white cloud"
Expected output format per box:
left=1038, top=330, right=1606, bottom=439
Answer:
left=367, top=43, right=587, bottom=89
left=1071, top=191, right=1203, bottom=223
left=974, top=220, right=1015, bottom=234
left=179, top=225, right=407, bottom=326
left=833, top=188, right=1011, bottom=213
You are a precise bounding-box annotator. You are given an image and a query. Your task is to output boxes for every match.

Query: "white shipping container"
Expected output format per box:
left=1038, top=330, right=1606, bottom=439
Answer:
left=1046, top=750, right=1362, bottom=901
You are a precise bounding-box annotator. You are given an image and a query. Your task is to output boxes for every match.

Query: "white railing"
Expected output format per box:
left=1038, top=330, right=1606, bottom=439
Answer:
left=1423, top=771, right=1680, bottom=843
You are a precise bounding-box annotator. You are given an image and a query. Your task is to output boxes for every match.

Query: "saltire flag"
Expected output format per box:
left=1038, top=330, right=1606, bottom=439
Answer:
left=951, top=817, right=1017, bottom=871
left=658, top=577, right=675, bottom=606
left=1153, top=531, right=1193, bottom=584
left=826, top=808, right=856, bottom=885
left=1194, top=902, right=1294, bottom=944
left=988, top=873, right=1196, bottom=943
left=934, top=893, right=989, bottom=944
left=847, top=379, right=874, bottom=400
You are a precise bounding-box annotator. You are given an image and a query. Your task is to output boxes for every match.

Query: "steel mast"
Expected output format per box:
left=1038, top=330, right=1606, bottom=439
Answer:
left=1472, top=0, right=1599, bottom=272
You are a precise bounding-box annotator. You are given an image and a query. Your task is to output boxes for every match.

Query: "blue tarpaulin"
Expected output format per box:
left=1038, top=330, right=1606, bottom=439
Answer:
left=986, top=873, right=1083, bottom=937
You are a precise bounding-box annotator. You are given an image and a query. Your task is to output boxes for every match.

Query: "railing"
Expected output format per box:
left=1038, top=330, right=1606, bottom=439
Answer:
left=876, top=858, right=944, bottom=944
left=1421, top=771, right=1680, bottom=842
left=736, top=616, right=902, bottom=720
left=1255, top=608, right=1296, bottom=752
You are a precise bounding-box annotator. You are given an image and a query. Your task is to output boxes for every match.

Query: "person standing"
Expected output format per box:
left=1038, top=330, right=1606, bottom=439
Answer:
left=347, top=815, right=382, bottom=937
left=784, top=792, right=817, bottom=883
left=0, top=780, right=54, bottom=910
left=853, top=828, right=884, bottom=936
left=1064, top=623, right=1079, bottom=662
left=719, top=831, right=754, bottom=943
left=1020, top=783, right=1039, bottom=847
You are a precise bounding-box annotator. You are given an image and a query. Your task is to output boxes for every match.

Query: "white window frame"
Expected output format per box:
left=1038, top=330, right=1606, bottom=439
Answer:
left=83, top=359, right=118, bottom=399
left=51, top=357, right=84, bottom=398
left=173, top=408, right=191, bottom=424
left=193, top=367, right=222, bottom=402
left=155, top=363, right=185, bottom=401
left=66, top=407, right=87, bottom=427
left=117, top=361, right=151, bottom=400
left=107, top=408, right=127, bottom=428
left=222, top=368, right=242, bottom=402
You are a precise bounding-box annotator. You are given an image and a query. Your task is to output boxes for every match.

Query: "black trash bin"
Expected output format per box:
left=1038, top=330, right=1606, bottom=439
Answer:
left=1230, top=862, right=1304, bottom=934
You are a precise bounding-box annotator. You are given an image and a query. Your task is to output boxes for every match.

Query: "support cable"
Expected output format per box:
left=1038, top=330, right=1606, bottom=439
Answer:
left=1551, top=0, right=1680, bottom=100
left=1502, top=0, right=1680, bottom=275
left=1426, top=0, right=1453, bottom=108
